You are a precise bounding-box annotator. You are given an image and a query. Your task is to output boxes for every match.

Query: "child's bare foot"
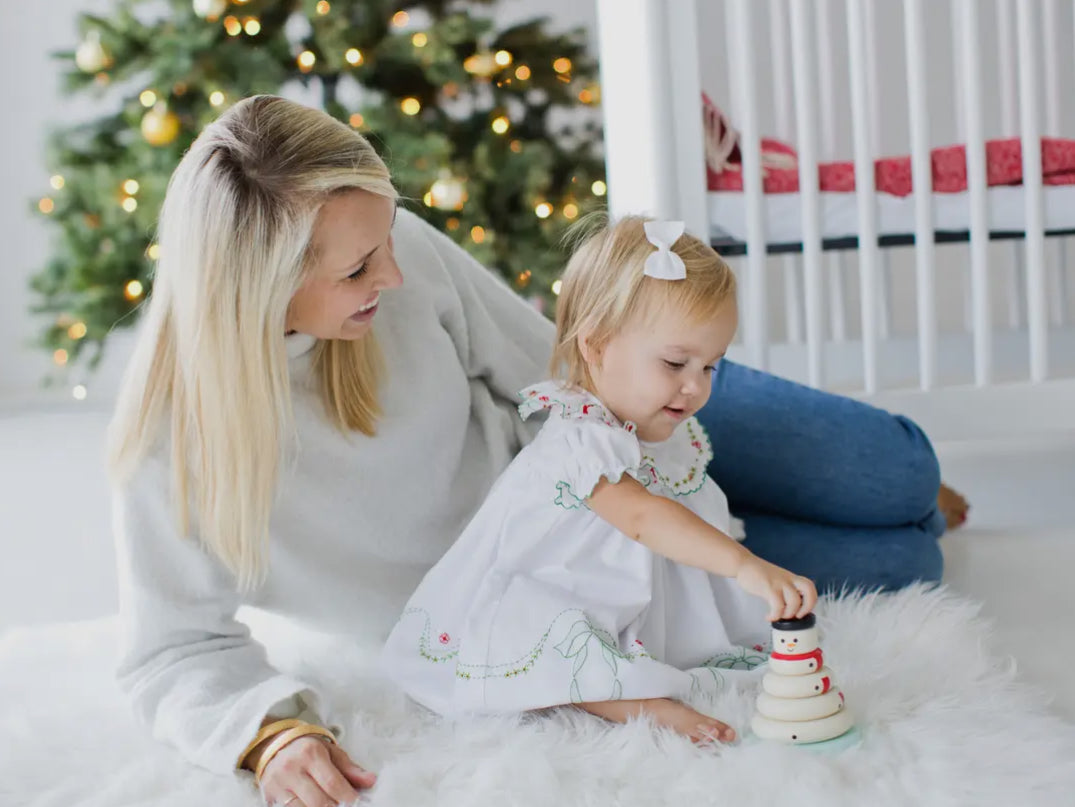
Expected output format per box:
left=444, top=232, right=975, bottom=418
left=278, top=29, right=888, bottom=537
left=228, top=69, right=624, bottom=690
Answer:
left=938, top=482, right=970, bottom=530
left=578, top=697, right=736, bottom=744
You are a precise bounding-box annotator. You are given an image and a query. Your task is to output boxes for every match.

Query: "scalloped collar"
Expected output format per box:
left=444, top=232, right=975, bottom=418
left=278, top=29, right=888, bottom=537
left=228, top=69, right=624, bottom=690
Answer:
left=517, top=381, right=713, bottom=497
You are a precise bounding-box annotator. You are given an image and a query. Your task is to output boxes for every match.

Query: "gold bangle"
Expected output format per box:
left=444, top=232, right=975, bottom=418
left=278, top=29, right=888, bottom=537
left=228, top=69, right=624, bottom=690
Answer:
left=237, top=719, right=306, bottom=769
left=254, top=724, right=337, bottom=783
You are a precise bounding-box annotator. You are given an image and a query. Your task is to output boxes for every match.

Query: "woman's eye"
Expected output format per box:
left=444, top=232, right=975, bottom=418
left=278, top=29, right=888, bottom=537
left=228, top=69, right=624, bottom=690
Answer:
left=346, top=263, right=368, bottom=281
left=663, top=360, right=686, bottom=369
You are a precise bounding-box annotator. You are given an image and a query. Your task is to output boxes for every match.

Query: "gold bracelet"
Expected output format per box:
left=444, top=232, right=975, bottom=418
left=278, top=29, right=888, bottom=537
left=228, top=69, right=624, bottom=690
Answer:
left=254, top=724, right=337, bottom=784
left=237, top=719, right=306, bottom=769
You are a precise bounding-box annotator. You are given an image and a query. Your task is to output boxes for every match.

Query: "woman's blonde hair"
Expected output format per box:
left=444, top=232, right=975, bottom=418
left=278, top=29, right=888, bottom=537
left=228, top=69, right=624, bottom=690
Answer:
left=108, top=95, right=397, bottom=589
left=550, top=214, right=737, bottom=388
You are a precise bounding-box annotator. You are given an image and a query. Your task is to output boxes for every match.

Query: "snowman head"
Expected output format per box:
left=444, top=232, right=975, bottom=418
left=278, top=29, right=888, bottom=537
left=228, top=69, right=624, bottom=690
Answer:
left=770, top=613, right=819, bottom=655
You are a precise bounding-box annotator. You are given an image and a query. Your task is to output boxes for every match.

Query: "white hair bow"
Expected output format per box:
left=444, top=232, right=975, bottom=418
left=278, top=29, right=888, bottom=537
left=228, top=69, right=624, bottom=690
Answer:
left=643, top=220, right=687, bottom=281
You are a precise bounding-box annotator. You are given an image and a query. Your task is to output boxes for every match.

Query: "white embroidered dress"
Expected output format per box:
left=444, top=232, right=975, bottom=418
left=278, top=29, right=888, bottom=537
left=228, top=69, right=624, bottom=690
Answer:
left=381, top=382, right=770, bottom=716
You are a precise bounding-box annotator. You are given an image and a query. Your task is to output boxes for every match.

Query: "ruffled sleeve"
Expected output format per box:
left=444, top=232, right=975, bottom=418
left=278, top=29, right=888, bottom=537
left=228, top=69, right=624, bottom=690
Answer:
left=518, top=382, right=643, bottom=508
left=553, top=419, right=644, bottom=507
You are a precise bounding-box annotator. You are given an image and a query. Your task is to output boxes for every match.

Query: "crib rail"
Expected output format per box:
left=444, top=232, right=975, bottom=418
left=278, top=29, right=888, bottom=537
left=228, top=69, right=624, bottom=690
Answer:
left=596, top=0, right=1075, bottom=431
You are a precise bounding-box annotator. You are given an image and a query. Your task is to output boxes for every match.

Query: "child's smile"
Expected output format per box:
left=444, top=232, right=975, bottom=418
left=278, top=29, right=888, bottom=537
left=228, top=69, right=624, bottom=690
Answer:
left=584, top=300, right=739, bottom=442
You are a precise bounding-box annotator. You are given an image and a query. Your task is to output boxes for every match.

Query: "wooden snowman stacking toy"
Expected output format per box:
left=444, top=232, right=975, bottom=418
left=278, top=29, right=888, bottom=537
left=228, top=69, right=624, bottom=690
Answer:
left=750, top=614, right=854, bottom=744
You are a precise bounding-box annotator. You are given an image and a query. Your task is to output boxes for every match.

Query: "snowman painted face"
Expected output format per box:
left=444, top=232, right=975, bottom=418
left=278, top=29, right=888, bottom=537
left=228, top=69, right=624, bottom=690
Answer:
left=771, top=625, right=820, bottom=655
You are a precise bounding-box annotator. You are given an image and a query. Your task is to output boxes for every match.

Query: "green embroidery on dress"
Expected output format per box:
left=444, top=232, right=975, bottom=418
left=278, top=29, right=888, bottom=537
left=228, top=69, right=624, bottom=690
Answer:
left=403, top=607, right=460, bottom=664
left=453, top=608, right=583, bottom=681
left=637, top=419, right=712, bottom=497
left=403, top=607, right=649, bottom=700
left=688, top=666, right=727, bottom=698
left=552, top=618, right=648, bottom=703
left=698, top=645, right=769, bottom=670
left=553, top=481, right=586, bottom=510
left=551, top=469, right=637, bottom=511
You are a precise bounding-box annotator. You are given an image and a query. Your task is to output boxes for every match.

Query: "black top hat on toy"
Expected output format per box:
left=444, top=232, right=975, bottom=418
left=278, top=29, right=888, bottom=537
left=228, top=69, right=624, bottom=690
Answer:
left=771, top=613, right=816, bottom=631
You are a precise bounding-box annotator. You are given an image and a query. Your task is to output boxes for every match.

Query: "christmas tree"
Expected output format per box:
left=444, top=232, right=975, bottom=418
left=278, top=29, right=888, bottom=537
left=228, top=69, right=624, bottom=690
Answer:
left=31, top=0, right=606, bottom=374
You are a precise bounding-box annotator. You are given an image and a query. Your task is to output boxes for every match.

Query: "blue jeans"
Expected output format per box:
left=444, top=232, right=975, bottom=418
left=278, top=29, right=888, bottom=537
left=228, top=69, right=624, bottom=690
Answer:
left=694, top=361, right=946, bottom=592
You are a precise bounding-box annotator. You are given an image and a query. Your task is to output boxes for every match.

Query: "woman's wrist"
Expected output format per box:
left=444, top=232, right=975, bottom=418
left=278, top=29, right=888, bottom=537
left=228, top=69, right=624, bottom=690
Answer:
left=253, top=724, right=337, bottom=782
left=237, top=717, right=334, bottom=773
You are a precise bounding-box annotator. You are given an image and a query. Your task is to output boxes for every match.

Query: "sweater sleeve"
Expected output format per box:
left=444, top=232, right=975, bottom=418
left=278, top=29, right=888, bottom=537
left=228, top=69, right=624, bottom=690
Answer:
left=398, top=209, right=555, bottom=404
left=113, top=452, right=333, bottom=775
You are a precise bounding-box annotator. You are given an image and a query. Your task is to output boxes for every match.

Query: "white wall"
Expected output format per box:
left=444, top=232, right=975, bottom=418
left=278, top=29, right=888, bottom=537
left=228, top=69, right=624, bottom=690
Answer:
left=0, top=0, right=115, bottom=403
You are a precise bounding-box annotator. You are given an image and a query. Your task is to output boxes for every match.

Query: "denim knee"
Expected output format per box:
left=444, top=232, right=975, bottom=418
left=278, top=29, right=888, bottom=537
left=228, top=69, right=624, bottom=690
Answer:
left=892, top=415, right=942, bottom=524
left=843, top=526, right=944, bottom=593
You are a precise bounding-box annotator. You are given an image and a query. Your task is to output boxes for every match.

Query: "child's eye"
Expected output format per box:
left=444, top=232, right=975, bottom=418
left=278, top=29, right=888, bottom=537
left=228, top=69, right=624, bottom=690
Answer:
left=663, top=360, right=686, bottom=369
left=345, top=263, right=368, bottom=281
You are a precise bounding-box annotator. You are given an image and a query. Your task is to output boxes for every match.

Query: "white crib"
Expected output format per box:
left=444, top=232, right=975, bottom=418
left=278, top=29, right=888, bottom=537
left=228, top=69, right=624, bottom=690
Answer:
left=595, top=0, right=1075, bottom=440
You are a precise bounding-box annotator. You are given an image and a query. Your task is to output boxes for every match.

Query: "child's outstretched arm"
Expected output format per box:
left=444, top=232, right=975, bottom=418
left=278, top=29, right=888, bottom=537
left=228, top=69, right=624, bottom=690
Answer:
left=588, top=476, right=817, bottom=621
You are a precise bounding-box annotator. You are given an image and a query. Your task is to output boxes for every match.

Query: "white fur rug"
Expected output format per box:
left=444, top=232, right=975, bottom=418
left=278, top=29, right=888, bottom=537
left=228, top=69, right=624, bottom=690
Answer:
left=2, top=585, right=1073, bottom=807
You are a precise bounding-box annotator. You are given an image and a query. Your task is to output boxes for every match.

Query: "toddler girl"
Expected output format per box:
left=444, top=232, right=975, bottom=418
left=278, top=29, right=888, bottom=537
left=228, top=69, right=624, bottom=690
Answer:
left=381, top=216, right=817, bottom=742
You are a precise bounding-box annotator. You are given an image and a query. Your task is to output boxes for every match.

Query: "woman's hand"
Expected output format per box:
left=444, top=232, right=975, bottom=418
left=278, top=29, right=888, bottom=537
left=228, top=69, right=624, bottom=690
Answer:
left=735, top=555, right=817, bottom=621
left=257, top=736, right=376, bottom=807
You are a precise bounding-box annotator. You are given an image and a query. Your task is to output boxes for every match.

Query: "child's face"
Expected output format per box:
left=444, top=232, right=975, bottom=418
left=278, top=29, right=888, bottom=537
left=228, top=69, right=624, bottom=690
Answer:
left=584, top=299, right=738, bottom=442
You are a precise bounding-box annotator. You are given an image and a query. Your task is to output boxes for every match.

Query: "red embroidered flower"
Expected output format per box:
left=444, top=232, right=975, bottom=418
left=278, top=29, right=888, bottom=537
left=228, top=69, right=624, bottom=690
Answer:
left=438, top=632, right=450, bottom=645
left=753, top=644, right=764, bottom=652
left=582, top=404, right=592, bottom=414
left=538, top=395, right=549, bottom=402
left=691, top=440, right=702, bottom=450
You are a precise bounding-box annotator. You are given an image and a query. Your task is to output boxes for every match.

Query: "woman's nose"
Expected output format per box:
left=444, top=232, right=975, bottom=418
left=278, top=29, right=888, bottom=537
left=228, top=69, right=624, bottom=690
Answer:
left=378, top=255, right=404, bottom=290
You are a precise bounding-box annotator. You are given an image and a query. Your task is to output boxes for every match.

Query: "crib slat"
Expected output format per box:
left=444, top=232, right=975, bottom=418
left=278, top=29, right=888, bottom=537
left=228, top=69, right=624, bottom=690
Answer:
left=846, top=0, right=880, bottom=394
left=902, top=0, right=937, bottom=391
left=814, top=0, right=837, bottom=161
left=783, top=257, right=803, bottom=344
left=1017, top=1, right=1050, bottom=381
left=959, top=0, right=993, bottom=388
left=769, top=0, right=802, bottom=347
left=862, top=0, right=893, bottom=340
left=666, top=0, right=709, bottom=240
left=789, top=0, right=825, bottom=387
left=727, top=0, right=769, bottom=370
left=768, top=0, right=793, bottom=141
left=950, top=0, right=965, bottom=142
left=997, top=0, right=1019, bottom=137
left=1042, top=0, right=1061, bottom=137
left=862, top=0, right=882, bottom=156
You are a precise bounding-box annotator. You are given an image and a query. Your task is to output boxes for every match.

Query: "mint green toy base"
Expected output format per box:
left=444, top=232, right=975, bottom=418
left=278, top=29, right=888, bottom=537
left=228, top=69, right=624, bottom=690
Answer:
left=743, top=724, right=863, bottom=753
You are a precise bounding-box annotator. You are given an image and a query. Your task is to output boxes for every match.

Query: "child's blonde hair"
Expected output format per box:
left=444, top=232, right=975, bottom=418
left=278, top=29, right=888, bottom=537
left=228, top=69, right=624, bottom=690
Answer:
left=550, top=214, right=737, bottom=387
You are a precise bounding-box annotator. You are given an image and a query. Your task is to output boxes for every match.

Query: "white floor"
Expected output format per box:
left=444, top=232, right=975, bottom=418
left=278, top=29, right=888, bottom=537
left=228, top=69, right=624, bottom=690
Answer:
left=2, top=405, right=1073, bottom=721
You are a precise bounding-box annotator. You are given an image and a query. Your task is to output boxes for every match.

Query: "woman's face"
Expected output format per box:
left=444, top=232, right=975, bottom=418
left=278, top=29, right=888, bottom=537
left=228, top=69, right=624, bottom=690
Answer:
left=286, top=189, right=402, bottom=340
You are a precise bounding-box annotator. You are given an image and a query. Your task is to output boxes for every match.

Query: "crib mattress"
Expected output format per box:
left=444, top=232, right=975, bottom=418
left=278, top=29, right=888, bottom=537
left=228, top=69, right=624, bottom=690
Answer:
left=707, top=185, right=1075, bottom=246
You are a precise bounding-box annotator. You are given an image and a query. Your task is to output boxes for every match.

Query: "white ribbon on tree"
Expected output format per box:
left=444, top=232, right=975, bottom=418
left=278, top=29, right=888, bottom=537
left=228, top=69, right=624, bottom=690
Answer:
left=642, top=220, right=687, bottom=281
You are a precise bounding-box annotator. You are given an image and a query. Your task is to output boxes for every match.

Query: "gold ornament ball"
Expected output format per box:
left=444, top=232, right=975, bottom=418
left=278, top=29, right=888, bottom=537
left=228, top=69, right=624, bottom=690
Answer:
left=192, top=0, right=228, bottom=19
left=464, top=52, right=499, bottom=78
left=75, top=31, right=112, bottom=73
left=142, top=105, right=181, bottom=146
left=430, top=173, right=467, bottom=211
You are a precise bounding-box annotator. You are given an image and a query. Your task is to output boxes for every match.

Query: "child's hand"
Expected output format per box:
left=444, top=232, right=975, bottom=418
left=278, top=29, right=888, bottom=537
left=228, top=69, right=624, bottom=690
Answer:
left=735, top=555, right=817, bottom=621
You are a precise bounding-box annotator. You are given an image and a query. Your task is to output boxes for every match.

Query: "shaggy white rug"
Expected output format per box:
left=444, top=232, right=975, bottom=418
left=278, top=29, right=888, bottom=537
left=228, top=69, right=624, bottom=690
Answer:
left=2, top=585, right=1073, bottom=807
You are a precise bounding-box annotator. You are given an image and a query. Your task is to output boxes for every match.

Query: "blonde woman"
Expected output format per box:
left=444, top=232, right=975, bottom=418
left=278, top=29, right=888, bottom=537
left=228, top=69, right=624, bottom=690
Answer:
left=111, top=95, right=962, bottom=807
